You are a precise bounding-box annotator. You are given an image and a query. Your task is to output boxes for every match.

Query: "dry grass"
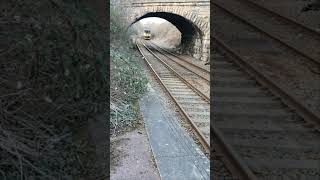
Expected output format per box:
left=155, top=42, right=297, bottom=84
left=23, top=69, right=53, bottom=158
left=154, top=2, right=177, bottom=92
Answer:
left=110, top=6, right=148, bottom=134
left=0, top=0, right=108, bottom=178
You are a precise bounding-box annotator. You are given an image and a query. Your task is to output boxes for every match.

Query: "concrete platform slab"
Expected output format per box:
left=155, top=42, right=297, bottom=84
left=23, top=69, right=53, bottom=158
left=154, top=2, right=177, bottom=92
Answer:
left=140, top=85, right=209, bottom=180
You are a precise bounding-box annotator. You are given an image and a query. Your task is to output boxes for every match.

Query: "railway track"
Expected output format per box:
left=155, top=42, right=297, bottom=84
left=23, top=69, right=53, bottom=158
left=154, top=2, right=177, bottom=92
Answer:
left=212, top=37, right=320, bottom=179
left=135, top=39, right=210, bottom=153
left=213, top=0, right=320, bottom=67
left=148, top=41, right=210, bottom=76
left=214, top=0, right=320, bottom=115
left=146, top=41, right=210, bottom=98
left=139, top=40, right=241, bottom=179
left=234, top=0, right=320, bottom=35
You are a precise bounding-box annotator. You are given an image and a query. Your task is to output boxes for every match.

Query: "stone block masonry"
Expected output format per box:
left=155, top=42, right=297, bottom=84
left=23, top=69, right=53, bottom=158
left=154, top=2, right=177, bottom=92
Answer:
left=113, top=0, right=210, bottom=62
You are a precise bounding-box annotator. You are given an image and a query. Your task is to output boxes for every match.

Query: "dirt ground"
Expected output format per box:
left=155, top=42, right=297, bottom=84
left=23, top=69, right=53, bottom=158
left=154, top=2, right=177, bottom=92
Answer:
left=110, top=114, right=160, bottom=180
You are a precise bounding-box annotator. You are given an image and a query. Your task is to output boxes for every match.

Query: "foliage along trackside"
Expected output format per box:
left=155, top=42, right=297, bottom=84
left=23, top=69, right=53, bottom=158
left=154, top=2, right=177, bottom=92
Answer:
left=0, top=0, right=108, bottom=179
left=110, top=6, right=148, bottom=134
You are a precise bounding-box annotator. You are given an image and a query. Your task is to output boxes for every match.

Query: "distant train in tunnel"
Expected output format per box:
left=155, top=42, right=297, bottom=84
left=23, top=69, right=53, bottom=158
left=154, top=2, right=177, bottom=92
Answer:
left=143, top=29, right=151, bottom=40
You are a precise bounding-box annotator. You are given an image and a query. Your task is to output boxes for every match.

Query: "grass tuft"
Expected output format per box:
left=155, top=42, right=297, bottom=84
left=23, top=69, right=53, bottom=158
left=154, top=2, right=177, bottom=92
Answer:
left=110, top=6, right=148, bottom=133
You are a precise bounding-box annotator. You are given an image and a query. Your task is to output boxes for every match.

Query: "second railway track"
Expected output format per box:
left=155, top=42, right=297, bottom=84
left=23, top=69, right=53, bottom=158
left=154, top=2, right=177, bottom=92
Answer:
left=149, top=41, right=210, bottom=77
left=214, top=0, right=320, bottom=66
left=135, top=34, right=320, bottom=179
left=213, top=38, right=320, bottom=180
left=136, top=39, right=210, bottom=153
left=146, top=41, right=210, bottom=98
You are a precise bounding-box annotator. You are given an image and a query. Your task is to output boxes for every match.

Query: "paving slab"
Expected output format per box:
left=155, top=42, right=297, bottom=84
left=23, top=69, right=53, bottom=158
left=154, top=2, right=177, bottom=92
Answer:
left=140, top=84, right=210, bottom=180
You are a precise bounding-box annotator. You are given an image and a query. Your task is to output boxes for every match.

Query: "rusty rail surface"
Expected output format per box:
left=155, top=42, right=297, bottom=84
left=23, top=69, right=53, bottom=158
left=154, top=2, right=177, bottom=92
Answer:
left=214, top=36, right=320, bottom=127
left=139, top=39, right=259, bottom=180
left=213, top=1, right=320, bottom=66
left=149, top=41, right=210, bottom=74
left=147, top=41, right=210, bottom=82
left=237, top=0, right=320, bottom=37
left=136, top=40, right=210, bottom=153
left=212, top=36, right=320, bottom=179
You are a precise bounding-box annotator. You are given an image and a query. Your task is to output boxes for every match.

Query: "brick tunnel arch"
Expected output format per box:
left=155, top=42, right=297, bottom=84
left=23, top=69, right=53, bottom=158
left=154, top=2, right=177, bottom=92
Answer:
left=126, top=6, right=210, bottom=62
left=129, top=12, right=203, bottom=59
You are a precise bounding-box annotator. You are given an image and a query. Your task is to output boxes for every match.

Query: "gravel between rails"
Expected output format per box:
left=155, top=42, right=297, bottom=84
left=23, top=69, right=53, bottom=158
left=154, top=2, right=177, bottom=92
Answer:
left=145, top=42, right=210, bottom=99
left=212, top=48, right=320, bottom=179
left=136, top=41, right=210, bottom=149
left=213, top=5, right=320, bottom=114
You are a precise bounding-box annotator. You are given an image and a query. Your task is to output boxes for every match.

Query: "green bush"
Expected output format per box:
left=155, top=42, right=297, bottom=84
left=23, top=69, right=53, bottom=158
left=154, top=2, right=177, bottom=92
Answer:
left=110, top=6, right=148, bottom=131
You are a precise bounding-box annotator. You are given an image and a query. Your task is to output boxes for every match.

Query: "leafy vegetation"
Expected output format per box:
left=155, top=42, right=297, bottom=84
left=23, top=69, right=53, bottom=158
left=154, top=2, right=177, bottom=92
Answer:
left=110, top=6, right=148, bottom=133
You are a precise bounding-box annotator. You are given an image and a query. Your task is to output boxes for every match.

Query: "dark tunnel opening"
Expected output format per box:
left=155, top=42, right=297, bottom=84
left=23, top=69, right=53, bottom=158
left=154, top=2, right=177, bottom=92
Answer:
left=129, top=12, right=203, bottom=56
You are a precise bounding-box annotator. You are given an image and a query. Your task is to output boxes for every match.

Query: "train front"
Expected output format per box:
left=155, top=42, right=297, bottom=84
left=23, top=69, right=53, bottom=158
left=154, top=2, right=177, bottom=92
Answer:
left=143, top=29, right=151, bottom=40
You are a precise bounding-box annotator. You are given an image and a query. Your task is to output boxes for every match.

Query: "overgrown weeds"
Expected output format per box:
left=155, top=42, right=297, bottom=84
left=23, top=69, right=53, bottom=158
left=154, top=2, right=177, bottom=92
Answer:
left=110, top=6, right=148, bottom=133
left=1, top=0, right=108, bottom=179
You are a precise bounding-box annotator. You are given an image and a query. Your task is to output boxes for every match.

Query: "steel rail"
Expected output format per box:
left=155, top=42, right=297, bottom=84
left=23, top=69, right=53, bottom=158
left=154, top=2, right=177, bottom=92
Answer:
left=140, top=40, right=257, bottom=180
left=213, top=2, right=320, bottom=66
left=149, top=41, right=210, bottom=74
left=237, top=0, right=320, bottom=37
left=135, top=40, right=210, bottom=153
left=140, top=41, right=210, bottom=102
left=214, top=36, right=320, bottom=127
left=145, top=41, right=210, bottom=82
left=213, top=36, right=320, bottom=179
left=211, top=127, right=258, bottom=180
